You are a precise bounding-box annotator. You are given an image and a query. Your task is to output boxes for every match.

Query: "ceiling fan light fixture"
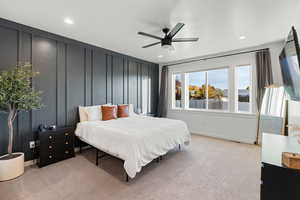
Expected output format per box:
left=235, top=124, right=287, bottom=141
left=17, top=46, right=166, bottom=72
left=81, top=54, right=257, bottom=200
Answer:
left=162, top=44, right=175, bottom=51
left=138, top=23, right=198, bottom=50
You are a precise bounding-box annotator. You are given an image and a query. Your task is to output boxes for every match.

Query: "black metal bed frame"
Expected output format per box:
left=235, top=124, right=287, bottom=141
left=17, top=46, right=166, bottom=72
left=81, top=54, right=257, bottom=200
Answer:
left=78, top=139, right=181, bottom=182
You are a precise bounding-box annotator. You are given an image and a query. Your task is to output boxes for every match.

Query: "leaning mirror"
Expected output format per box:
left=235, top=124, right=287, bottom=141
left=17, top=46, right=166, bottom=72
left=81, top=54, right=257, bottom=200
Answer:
left=259, top=86, right=287, bottom=138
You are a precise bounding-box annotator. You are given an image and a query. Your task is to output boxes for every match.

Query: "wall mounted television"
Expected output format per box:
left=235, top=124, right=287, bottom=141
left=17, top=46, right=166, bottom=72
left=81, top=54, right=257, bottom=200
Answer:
left=279, top=26, right=300, bottom=101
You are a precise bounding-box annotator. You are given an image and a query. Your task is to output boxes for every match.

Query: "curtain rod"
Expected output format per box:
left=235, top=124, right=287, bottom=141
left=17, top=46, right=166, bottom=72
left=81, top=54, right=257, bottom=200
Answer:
left=165, top=48, right=269, bottom=67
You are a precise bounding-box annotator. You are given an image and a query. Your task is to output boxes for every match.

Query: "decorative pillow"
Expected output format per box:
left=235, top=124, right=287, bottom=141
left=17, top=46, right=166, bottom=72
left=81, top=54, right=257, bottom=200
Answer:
left=79, top=103, right=112, bottom=122
left=85, top=106, right=101, bottom=121
left=79, top=106, right=89, bottom=122
left=117, top=105, right=129, bottom=118
left=101, top=105, right=117, bottom=121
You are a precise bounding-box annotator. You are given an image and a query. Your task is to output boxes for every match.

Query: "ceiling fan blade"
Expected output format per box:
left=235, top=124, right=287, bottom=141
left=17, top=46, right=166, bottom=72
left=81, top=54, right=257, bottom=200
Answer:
left=138, top=32, right=162, bottom=40
left=168, top=23, right=185, bottom=38
left=173, top=38, right=199, bottom=42
left=142, top=42, right=161, bottom=48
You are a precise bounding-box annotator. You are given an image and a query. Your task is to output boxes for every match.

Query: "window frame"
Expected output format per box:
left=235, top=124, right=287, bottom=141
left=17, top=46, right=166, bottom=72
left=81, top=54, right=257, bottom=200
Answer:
left=235, top=65, right=253, bottom=113
left=172, top=73, right=184, bottom=109
left=185, top=67, right=230, bottom=112
left=169, top=62, right=256, bottom=115
left=206, top=67, right=230, bottom=111
left=171, top=67, right=230, bottom=112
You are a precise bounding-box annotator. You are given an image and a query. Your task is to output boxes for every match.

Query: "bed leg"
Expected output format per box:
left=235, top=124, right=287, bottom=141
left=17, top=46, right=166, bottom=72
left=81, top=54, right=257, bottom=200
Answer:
left=96, top=149, right=99, bottom=166
left=79, top=140, right=82, bottom=154
left=126, top=173, right=129, bottom=182
left=160, top=156, right=162, bottom=160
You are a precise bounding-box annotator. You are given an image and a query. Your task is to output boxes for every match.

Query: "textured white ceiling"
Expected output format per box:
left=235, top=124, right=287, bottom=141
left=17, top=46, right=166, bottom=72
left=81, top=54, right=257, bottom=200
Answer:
left=0, top=0, right=300, bottom=63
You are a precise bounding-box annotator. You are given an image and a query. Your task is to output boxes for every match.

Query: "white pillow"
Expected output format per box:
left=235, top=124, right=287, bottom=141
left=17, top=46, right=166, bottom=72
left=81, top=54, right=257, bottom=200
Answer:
left=79, top=106, right=89, bottom=122
left=79, top=103, right=112, bottom=122
left=85, top=106, right=101, bottom=121
left=128, top=104, right=138, bottom=116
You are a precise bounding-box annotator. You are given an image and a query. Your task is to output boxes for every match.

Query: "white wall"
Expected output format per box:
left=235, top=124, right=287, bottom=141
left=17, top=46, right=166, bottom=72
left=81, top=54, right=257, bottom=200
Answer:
left=160, top=41, right=284, bottom=144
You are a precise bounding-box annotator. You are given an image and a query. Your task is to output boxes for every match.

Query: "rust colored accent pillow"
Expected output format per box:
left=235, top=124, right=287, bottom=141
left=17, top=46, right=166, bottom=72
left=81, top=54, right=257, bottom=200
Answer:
left=101, top=105, right=117, bottom=121
left=117, top=105, right=129, bottom=118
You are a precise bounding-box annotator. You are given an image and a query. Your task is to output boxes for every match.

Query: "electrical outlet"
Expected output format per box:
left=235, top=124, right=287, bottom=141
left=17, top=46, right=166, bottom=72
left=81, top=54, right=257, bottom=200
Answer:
left=29, top=141, right=35, bottom=149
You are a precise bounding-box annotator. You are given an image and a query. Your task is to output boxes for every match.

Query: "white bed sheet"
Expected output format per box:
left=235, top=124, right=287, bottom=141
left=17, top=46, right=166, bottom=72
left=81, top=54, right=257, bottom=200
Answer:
left=75, top=115, right=191, bottom=178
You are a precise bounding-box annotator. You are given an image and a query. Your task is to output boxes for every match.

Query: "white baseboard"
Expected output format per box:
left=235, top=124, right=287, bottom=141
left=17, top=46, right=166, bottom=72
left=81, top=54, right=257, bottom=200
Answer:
left=24, top=159, right=35, bottom=167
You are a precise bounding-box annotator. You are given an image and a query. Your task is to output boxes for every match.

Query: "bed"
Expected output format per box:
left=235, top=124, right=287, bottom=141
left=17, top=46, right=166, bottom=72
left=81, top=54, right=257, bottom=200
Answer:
left=75, top=115, right=191, bottom=180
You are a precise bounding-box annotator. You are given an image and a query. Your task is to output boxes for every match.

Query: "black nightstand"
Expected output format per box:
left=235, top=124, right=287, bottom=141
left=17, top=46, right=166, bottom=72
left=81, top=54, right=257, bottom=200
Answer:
left=37, top=127, right=75, bottom=167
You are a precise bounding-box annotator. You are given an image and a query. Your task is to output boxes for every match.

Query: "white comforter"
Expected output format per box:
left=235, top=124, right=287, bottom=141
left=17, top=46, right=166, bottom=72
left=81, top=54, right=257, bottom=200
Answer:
left=75, top=116, right=191, bottom=178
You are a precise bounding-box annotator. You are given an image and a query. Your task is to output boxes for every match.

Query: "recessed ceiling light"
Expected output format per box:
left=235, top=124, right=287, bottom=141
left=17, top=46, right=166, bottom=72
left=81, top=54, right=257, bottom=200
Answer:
left=239, top=36, right=246, bottom=40
left=64, top=18, right=74, bottom=25
left=158, top=55, right=163, bottom=58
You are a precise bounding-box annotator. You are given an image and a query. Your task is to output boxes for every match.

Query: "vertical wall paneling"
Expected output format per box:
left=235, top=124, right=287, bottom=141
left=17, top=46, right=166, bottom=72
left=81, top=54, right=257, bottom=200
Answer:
left=123, top=59, right=128, bottom=104
left=112, top=56, right=124, bottom=105
left=92, top=50, right=107, bottom=105
left=0, top=18, right=158, bottom=160
left=106, top=54, right=112, bottom=103
left=150, top=64, right=159, bottom=114
left=137, top=63, right=142, bottom=111
left=57, top=42, right=66, bottom=127
left=141, top=63, right=149, bottom=114
left=32, top=36, right=57, bottom=130
left=85, top=49, right=92, bottom=106
left=66, top=44, right=85, bottom=125
left=128, top=60, right=138, bottom=111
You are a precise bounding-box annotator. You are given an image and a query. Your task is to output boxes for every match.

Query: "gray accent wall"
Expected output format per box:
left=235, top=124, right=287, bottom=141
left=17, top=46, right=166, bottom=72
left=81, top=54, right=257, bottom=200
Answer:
left=0, top=18, right=159, bottom=161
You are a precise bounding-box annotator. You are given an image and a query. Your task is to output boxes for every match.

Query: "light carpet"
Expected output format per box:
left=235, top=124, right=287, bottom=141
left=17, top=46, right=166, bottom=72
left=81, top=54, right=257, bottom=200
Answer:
left=0, top=135, right=260, bottom=200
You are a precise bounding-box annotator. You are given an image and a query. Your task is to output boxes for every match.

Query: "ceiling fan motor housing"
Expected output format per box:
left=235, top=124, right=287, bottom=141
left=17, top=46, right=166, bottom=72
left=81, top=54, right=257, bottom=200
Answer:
left=161, top=37, right=172, bottom=46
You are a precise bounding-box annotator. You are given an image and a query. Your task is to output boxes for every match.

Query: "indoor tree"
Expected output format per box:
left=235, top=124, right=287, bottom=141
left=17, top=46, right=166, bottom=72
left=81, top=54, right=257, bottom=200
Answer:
left=0, top=63, right=42, bottom=159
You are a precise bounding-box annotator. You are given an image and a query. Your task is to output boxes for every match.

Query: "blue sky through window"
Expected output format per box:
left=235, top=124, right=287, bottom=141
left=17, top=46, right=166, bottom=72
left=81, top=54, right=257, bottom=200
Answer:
left=237, top=66, right=250, bottom=89
left=188, top=67, right=250, bottom=90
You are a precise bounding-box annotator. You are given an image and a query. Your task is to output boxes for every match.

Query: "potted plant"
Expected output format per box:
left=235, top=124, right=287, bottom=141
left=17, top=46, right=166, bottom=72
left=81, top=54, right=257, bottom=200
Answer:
left=0, top=63, right=42, bottom=181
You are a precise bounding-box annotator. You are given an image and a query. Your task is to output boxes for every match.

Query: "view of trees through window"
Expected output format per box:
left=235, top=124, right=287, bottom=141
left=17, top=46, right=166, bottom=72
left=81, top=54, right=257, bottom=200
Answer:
left=175, top=68, right=228, bottom=110
left=174, top=74, right=182, bottom=108
left=207, top=69, right=228, bottom=110
left=188, top=71, right=206, bottom=109
left=187, top=69, right=228, bottom=110
left=174, top=66, right=252, bottom=112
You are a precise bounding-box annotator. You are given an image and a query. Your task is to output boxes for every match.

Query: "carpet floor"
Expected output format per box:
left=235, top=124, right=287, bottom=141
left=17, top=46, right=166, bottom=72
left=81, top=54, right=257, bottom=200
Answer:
left=0, top=135, right=261, bottom=200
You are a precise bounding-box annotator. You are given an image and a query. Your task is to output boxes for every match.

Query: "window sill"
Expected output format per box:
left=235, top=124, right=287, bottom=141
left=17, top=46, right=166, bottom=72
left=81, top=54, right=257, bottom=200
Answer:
left=168, top=108, right=257, bottom=119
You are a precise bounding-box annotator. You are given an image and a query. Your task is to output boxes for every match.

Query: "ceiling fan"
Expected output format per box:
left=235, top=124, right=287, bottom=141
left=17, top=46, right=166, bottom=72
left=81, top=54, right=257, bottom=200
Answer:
left=138, top=23, right=199, bottom=50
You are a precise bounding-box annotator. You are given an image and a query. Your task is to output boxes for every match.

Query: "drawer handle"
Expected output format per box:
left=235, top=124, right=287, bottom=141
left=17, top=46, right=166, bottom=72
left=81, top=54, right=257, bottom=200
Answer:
left=49, top=145, right=52, bottom=149
left=49, top=155, right=52, bottom=159
left=65, top=133, right=69, bottom=136
left=49, top=136, right=53, bottom=139
left=65, top=151, right=69, bottom=154
left=65, top=142, right=69, bottom=145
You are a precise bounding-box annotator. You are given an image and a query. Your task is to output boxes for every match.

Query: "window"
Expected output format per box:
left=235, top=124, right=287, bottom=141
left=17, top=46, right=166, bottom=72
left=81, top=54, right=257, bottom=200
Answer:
left=171, top=64, right=254, bottom=114
left=174, top=74, right=183, bottom=108
left=207, top=68, right=229, bottom=111
left=188, top=71, right=206, bottom=109
left=236, top=65, right=252, bottom=113
left=186, top=68, right=229, bottom=111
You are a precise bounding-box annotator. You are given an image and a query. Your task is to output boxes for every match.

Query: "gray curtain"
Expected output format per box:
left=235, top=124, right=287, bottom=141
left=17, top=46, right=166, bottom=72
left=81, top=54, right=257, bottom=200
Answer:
left=255, top=49, right=274, bottom=144
left=256, top=50, right=274, bottom=111
left=157, top=66, right=168, bottom=117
